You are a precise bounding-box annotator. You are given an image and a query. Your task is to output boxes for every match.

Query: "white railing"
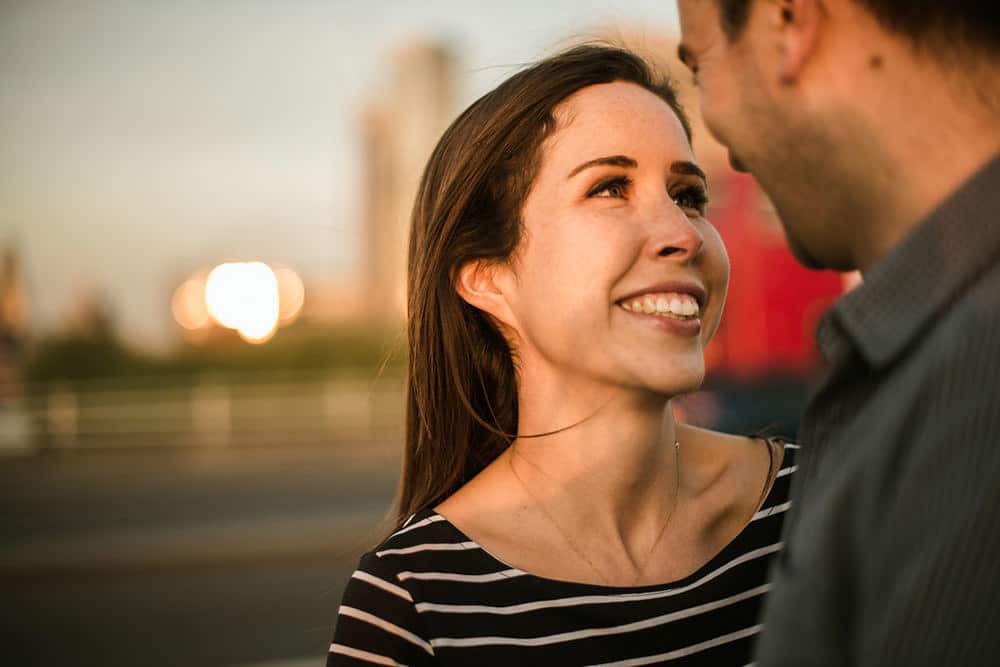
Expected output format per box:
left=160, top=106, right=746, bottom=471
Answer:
left=10, top=372, right=406, bottom=451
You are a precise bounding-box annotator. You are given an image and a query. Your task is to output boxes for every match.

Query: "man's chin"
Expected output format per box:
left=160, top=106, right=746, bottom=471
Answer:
left=728, top=152, right=749, bottom=173
left=785, top=232, right=830, bottom=270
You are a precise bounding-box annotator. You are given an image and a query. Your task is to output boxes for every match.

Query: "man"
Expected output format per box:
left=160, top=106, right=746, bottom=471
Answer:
left=676, top=1, right=1000, bottom=664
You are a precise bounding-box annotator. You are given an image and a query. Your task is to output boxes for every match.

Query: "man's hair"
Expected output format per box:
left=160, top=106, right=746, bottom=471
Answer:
left=718, top=0, right=1000, bottom=58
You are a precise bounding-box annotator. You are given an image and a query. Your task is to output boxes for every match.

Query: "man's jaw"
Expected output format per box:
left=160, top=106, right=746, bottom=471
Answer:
left=728, top=151, right=748, bottom=173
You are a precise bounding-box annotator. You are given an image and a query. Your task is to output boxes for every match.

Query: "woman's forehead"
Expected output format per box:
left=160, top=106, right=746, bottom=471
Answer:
left=544, top=82, right=693, bottom=168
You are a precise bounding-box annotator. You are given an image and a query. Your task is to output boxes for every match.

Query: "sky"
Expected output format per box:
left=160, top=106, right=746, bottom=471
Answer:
left=0, top=0, right=682, bottom=350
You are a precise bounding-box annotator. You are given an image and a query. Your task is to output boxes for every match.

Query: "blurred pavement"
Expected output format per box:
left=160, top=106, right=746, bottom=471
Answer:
left=0, top=441, right=400, bottom=667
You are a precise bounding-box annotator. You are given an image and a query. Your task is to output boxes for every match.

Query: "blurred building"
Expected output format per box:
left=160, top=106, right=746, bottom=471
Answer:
left=64, top=290, right=117, bottom=340
left=0, top=244, right=33, bottom=453
left=362, top=40, right=456, bottom=321
left=0, top=245, right=29, bottom=400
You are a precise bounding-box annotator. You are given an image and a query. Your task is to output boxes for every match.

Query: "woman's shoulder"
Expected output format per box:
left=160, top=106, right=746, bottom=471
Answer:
left=758, top=437, right=798, bottom=501
left=354, top=508, right=507, bottom=582
left=675, top=425, right=797, bottom=527
left=339, top=510, right=468, bottom=610
left=677, top=424, right=797, bottom=473
left=366, top=509, right=467, bottom=565
left=332, top=511, right=444, bottom=666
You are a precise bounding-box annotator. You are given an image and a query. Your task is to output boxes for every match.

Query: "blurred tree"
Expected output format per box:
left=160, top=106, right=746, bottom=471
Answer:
left=26, top=317, right=406, bottom=387
left=25, top=296, right=153, bottom=384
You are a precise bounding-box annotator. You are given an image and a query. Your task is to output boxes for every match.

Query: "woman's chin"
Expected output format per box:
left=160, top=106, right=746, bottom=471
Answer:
left=636, top=366, right=705, bottom=400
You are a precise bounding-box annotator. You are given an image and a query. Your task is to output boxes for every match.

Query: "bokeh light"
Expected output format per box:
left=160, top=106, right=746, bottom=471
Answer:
left=204, top=262, right=280, bottom=344
left=274, top=266, right=306, bottom=324
left=171, top=278, right=210, bottom=331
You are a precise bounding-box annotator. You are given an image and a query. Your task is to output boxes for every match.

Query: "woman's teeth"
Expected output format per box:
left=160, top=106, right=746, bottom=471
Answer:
left=620, top=293, right=700, bottom=319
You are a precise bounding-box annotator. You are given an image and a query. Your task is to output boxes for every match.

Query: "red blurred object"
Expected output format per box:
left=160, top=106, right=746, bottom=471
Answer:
left=706, top=172, right=843, bottom=379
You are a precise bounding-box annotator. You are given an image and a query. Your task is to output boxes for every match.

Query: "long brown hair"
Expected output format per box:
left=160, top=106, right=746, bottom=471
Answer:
left=399, top=44, right=692, bottom=529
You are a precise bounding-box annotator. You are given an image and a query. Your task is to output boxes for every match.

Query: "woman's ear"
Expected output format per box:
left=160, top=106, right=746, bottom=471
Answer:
left=455, top=259, right=518, bottom=330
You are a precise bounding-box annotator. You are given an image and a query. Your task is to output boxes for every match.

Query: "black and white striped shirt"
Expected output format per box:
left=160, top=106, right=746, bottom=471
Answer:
left=329, top=443, right=797, bottom=666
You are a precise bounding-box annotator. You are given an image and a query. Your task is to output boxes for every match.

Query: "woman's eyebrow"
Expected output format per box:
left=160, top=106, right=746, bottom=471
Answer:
left=567, top=155, right=638, bottom=179
left=671, top=160, right=708, bottom=186
left=566, top=156, right=707, bottom=186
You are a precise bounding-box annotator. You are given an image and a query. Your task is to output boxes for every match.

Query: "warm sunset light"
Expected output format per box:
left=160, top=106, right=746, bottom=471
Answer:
left=274, top=266, right=306, bottom=324
left=204, top=262, right=280, bottom=344
left=172, top=262, right=305, bottom=343
left=171, top=278, right=210, bottom=331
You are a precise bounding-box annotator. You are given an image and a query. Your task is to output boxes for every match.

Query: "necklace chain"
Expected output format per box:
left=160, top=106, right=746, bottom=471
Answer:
left=507, top=440, right=681, bottom=586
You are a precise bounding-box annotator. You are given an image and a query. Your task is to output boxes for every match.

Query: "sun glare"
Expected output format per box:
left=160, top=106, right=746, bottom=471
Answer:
left=171, top=278, right=210, bottom=330
left=203, top=262, right=280, bottom=343
left=171, top=262, right=306, bottom=343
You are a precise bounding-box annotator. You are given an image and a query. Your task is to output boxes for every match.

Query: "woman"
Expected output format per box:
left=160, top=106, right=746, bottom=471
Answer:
left=328, top=45, right=796, bottom=666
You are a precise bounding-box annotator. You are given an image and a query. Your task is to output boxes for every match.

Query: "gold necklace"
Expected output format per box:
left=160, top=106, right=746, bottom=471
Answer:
left=507, top=440, right=681, bottom=586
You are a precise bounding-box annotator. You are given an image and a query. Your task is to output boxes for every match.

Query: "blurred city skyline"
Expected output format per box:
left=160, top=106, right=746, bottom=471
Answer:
left=1, top=0, right=682, bottom=350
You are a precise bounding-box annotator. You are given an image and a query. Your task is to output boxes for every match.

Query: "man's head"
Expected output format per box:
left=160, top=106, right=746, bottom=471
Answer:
left=677, top=0, right=1000, bottom=272
left=716, top=0, right=1000, bottom=54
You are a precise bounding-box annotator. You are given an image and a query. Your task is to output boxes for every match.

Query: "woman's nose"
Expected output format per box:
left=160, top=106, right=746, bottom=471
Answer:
left=650, top=199, right=705, bottom=262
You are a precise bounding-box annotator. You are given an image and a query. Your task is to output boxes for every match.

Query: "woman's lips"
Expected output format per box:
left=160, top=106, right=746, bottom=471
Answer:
left=618, top=297, right=702, bottom=337
left=619, top=292, right=700, bottom=318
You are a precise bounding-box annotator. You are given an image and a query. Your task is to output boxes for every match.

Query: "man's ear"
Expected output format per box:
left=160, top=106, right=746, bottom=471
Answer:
left=454, top=259, right=517, bottom=330
left=774, top=0, right=823, bottom=84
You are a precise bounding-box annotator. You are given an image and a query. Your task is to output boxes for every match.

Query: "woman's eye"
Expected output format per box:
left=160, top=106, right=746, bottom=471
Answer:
left=672, top=185, right=709, bottom=216
left=589, top=176, right=631, bottom=199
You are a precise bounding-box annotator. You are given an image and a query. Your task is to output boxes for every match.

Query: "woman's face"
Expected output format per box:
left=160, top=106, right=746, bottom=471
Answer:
left=500, top=81, right=729, bottom=399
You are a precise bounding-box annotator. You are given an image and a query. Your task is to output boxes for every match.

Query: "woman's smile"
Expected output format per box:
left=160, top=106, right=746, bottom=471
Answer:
left=618, top=291, right=703, bottom=337
left=615, top=278, right=707, bottom=338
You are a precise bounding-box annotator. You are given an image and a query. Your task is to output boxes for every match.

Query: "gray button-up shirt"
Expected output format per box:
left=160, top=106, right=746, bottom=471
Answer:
left=755, top=153, right=1000, bottom=666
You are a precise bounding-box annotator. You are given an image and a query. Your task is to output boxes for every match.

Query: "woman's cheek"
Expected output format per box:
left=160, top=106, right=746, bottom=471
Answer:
left=703, top=225, right=731, bottom=343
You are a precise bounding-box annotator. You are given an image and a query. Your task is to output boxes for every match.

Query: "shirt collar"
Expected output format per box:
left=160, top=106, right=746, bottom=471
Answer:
left=818, top=152, right=1000, bottom=369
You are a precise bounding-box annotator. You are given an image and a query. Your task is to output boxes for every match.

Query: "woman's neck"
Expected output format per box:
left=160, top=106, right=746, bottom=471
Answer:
left=510, top=384, right=681, bottom=545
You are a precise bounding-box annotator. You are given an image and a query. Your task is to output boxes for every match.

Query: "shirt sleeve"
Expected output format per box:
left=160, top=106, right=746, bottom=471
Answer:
left=857, top=314, right=1000, bottom=665
left=328, top=551, right=436, bottom=666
